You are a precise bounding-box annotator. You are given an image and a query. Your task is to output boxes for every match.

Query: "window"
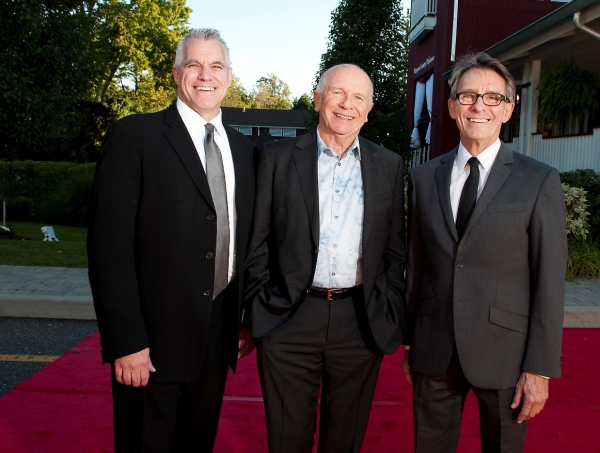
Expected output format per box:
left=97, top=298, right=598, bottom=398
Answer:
left=238, top=127, right=252, bottom=136
left=282, top=128, right=296, bottom=138
left=269, top=128, right=283, bottom=137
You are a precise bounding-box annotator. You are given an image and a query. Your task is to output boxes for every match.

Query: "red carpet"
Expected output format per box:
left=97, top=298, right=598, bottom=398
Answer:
left=0, top=329, right=598, bottom=452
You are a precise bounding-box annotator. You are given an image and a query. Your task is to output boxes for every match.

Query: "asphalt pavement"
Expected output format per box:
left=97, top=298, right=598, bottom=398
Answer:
left=0, top=317, right=98, bottom=397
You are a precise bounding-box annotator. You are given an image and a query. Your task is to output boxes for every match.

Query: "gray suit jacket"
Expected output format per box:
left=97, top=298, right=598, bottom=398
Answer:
left=245, top=130, right=407, bottom=354
left=406, top=143, right=567, bottom=389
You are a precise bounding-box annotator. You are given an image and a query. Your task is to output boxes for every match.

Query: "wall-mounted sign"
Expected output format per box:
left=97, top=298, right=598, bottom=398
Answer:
left=414, top=56, right=435, bottom=75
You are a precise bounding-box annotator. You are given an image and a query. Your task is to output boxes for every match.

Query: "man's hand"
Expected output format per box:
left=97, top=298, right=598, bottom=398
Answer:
left=238, top=327, right=255, bottom=359
left=402, top=348, right=413, bottom=386
left=114, top=348, right=156, bottom=387
left=511, top=371, right=549, bottom=423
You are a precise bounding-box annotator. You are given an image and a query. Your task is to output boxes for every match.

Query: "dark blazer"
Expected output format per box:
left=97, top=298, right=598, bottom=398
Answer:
left=245, top=130, right=406, bottom=354
left=87, top=103, right=255, bottom=382
left=406, top=143, right=567, bottom=389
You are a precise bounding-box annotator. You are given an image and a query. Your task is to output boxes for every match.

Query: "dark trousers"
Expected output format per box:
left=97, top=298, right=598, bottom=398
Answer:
left=111, top=289, right=229, bottom=453
left=412, top=349, right=528, bottom=453
left=257, top=292, right=383, bottom=453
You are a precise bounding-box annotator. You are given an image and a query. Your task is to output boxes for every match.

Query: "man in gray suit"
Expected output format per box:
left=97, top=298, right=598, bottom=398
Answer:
left=403, top=52, right=567, bottom=453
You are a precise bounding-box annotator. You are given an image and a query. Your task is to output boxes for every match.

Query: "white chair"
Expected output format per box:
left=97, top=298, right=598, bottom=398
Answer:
left=41, top=226, right=59, bottom=241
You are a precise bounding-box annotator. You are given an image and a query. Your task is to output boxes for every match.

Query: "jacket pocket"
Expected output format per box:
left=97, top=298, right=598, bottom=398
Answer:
left=487, top=203, right=525, bottom=213
left=416, top=297, right=434, bottom=316
left=489, top=305, right=529, bottom=333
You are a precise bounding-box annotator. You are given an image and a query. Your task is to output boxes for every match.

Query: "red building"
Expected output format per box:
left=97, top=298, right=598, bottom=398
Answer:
left=407, top=0, right=569, bottom=163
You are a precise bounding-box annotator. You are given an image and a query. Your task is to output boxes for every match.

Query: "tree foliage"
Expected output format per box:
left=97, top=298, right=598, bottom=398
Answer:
left=313, top=0, right=411, bottom=160
left=251, top=74, right=292, bottom=110
left=1, top=0, right=190, bottom=162
left=292, top=94, right=313, bottom=110
left=222, top=74, right=253, bottom=108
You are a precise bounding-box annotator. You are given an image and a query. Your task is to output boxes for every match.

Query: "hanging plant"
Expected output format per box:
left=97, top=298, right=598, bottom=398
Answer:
left=537, top=59, right=600, bottom=126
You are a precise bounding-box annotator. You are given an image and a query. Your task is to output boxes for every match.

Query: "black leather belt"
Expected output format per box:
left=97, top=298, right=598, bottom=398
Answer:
left=309, top=285, right=362, bottom=301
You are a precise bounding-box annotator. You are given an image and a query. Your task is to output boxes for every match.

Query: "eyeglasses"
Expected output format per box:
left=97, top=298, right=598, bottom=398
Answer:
left=455, top=92, right=509, bottom=106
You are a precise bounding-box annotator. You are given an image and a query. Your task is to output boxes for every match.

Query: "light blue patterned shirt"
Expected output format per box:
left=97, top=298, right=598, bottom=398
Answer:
left=312, top=129, right=364, bottom=288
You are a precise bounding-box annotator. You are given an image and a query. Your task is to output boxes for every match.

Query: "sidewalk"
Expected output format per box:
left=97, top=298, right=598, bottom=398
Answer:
left=0, top=265, right=599, bottom=327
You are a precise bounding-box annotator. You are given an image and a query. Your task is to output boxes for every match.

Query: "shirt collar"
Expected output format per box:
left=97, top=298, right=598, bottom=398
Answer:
left=456, top=138, right=501, bottom=172
left=316, top=127, right=361, bottom=160
left=176, top=98, right=226, bottom=138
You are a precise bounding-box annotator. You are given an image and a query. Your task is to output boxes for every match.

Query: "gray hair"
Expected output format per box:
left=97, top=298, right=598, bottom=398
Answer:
left=175, top=28, right=231, bottom=68
left=315, top=64, right=374, bottom=103
left=449, top=52, right=516, bottom=103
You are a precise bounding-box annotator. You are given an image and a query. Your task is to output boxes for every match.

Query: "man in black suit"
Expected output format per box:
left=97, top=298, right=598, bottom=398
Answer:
left=403, top=52, right=567, bottom=452
left=245, top=64, right=407, bottom=453
left=87, top=28, right=255, bottom=452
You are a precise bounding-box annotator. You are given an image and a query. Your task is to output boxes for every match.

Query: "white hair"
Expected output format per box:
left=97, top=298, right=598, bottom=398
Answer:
left=175, top=28, right=231, bottom=68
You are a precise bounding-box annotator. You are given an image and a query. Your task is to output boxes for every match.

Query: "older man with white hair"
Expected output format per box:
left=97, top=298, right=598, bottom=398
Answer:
left=245, top=63, right=407, bottom=453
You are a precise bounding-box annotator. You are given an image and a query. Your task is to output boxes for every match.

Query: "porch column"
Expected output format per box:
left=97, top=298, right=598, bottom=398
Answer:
left=519, top=60, right=541, bottom=158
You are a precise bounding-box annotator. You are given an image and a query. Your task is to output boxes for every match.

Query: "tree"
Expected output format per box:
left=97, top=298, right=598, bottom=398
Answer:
left=251, top=74, right=292, bottom=110
left=292, top=94, right=313, bottom=110
left=0, top=0, right=190, bottom=161
left=222, top=74, right=253, bottom=108
left=313, top=0, right=411, bottom=161
left=89, top=0, right=190, bottom=107
left=0, top=0, right=95, bottom=160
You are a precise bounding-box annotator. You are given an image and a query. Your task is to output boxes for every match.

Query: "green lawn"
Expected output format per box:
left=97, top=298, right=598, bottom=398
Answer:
left=0, top=221, right=88, bottom=268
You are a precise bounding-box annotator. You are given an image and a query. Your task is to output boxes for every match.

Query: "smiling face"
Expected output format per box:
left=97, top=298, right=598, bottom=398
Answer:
left=313, top=65, right=374, bottom=152
left=448, top=68, right=514, bottom=155
left=173, top=38, right=232, bottom=121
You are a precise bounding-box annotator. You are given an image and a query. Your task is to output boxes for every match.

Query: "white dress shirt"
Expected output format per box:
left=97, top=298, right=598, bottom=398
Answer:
left=449, top=138, right=501, bottom=222
left=176, top=98, right=237, bottom=282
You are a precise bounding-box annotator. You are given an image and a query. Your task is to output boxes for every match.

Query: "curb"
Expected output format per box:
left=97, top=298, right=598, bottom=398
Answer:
left=0, top=295, right=96, bottom=320
left=564, top=306, right=600, bottom=328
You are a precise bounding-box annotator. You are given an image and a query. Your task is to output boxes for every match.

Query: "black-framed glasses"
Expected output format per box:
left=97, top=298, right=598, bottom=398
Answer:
left=456, top=92, right=509, bottom=106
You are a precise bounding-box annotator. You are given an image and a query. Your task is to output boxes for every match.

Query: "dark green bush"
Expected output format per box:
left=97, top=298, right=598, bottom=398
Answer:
left=560, top=169, right=600, bottom=238
left=37, top=170, right=94, bottom=226
left=0, top=161, right=95, bottom=223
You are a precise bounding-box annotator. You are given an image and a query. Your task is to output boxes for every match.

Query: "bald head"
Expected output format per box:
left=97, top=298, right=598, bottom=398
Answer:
left=316, top=64, right=374, bottom=103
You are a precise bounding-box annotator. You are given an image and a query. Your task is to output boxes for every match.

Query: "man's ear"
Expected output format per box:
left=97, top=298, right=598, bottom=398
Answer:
left=173, top=66, right=180, bottom=86
left=313, top=91, right=321, bottom=112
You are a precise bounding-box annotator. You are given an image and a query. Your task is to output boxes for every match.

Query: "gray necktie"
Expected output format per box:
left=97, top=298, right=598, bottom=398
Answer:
left=204, top=123, right=229, bottom=299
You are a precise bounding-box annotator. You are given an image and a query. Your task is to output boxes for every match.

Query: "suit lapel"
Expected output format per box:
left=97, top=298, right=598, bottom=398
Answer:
left=435, top=148, right=458, bottom=241
left=292, top=131, right=320, bottom=247
left=463, top=144, right=513, bottom=236
left=360, top=138, right=379, bottom=248
left=164, top=104, right=215, bottom=210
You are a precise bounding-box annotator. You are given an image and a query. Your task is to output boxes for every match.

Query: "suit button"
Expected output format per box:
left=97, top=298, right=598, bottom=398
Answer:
left=456, top=261, right=465, bottom=268
left=204, top=289, right=212, bottom=296
left=207, top=214, right=215, bottom=221
left=206, top=252, right=214, bottom=259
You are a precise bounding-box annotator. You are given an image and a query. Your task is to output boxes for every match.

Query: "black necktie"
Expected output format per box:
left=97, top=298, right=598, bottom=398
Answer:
left=456, top=157, right=480, bottom=241
left=204, top=123, right=229, bottom=299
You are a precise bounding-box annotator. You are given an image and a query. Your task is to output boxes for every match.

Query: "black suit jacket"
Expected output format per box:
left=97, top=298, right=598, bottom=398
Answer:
left=245, top=130, right=406, bottom=354
left=406, top=144, right=567, bottom=389
left=87, top=103, right=255, bottom=382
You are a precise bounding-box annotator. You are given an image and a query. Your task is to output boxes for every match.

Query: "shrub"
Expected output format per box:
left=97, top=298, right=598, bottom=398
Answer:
left=37, top=170, right=94, bottom=226
left=0, top=161, right=95, bottom=223
left=560, top=169, right=600, bottom=238
left=562, top=183, right=589, bottom=240
left=566, top=238, right=600, bottom=281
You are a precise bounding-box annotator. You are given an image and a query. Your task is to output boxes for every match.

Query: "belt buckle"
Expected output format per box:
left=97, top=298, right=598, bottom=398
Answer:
left=327, top=289, right=333, bottom=301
